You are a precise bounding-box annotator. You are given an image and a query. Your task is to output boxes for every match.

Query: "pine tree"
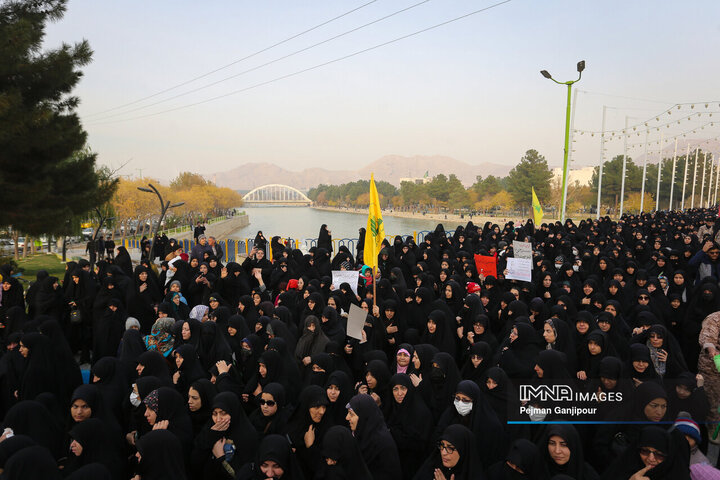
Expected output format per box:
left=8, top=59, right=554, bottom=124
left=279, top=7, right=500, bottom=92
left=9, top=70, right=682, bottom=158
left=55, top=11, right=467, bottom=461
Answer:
left=506, top=150, right=553, bottom=206
left=0, top=0, right=114, bottom=236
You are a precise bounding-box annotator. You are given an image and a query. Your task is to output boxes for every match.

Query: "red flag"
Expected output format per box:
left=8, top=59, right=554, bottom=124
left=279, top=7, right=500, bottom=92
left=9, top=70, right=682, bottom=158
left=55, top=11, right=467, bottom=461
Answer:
left=474, top=254, right=497, bottom=278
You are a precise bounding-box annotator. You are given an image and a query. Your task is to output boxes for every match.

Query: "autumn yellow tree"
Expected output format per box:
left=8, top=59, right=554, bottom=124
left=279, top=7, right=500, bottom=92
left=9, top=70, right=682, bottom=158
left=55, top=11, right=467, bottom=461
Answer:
left=112, top=178, right=166, bottom=240
left=477, top=191, right=515, bottom=212
left=624, top=192, right=655, bottom=214
left=111, top=174, right=242, bottom=239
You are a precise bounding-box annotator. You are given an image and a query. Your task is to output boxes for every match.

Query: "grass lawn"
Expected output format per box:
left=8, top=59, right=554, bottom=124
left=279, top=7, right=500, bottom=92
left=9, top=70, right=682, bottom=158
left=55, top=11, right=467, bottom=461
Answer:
left=14, top=254, right=67, bottom=289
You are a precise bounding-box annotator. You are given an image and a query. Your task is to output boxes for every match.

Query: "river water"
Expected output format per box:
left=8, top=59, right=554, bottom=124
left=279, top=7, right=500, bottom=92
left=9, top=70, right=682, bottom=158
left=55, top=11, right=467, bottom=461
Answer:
left=228, top=206, right=442, bottom=244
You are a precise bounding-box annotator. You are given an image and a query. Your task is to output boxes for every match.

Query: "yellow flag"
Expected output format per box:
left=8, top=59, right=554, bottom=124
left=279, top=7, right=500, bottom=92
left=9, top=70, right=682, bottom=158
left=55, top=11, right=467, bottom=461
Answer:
left=364, top=173, right=385, bottom=270
left=532, top=187, right=544, bottom=225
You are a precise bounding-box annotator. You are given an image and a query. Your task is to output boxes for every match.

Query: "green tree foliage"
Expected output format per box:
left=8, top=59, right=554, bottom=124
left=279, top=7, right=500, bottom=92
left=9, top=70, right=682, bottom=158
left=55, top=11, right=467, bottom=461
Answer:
left=506, top=150, right=553, bottom=206
left=471, top=175, right=503, bottom=198
left=399, top=181, right=431, bottom=206
left=308, top=180, right=397, bottom=206
left=426, top=174, right=450, bottom=202
left=591, top=155, right=641, bottom=209
left=0, top=0, right=113, bottom=235
left=425, top=174, right=466, bottom=203
left=448, top=188, right=471, bottom=209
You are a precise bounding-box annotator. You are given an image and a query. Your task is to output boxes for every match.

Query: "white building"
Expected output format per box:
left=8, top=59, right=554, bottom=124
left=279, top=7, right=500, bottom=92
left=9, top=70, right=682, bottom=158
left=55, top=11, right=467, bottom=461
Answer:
left=551, top=166, right=595, bottom=186
left=399, top=176, right=431, bottom=185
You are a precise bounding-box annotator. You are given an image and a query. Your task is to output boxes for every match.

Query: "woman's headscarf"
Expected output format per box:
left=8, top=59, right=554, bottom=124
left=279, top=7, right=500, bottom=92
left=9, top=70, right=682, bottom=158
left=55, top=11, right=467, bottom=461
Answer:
left=417, top=424, right=484, bottom=480
left=242, top=434, right=305, bottom=479
left=2, top=445, right=62, bottom=480
left=67, top=418, right=125, bottom=480
left=320, top=426, right=372, bottom=480
left=540, top=424, right=595, bottom=479
left=136, top=430, right=188, bottom=480
left=143, top=318, right=175, bottom=357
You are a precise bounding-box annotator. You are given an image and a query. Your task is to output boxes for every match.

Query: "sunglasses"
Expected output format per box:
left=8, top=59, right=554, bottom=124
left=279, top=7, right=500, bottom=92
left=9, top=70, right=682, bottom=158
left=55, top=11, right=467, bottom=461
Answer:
left=258, top=399, right=277, bottom=407
left=638, top=447, right=666, bottom=461
left=638, top=296, right=649, bottom=300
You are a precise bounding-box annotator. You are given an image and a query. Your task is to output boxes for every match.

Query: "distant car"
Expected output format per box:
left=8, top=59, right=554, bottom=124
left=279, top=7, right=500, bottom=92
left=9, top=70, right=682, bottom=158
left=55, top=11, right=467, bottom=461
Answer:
left=81, top=228, right=93, bottom=239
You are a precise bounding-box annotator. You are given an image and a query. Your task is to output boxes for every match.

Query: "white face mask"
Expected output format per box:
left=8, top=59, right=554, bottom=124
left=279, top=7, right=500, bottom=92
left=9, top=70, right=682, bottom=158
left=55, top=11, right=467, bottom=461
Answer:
left=573, top=265, right=580, bottom=272
left=454, top=399, right=473, bottom=416
left=130, top=391, right=141, bottom=407
left=555, top=264, right=563, bottom=270
left=529, top=410, right=547, bottom=422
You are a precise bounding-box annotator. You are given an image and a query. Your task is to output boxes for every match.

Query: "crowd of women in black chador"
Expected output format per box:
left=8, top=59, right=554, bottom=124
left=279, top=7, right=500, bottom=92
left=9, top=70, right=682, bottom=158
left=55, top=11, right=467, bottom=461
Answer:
left=4, top=212, right=720, bottom=479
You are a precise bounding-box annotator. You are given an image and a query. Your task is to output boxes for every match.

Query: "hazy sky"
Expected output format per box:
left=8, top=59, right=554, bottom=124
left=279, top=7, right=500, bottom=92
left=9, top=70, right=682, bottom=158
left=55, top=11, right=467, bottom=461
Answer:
left=43, top=0, right=720, bottom=182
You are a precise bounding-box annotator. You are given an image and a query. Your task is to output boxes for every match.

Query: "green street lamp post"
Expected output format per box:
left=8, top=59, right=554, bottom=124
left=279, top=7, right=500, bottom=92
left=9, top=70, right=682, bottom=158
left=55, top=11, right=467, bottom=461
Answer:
left=540, top=60, right=585, bottom=222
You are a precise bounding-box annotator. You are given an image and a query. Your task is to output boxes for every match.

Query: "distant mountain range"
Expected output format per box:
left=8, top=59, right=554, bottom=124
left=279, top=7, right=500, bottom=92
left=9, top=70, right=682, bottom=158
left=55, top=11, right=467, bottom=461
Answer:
left=209, top=155, right=512, bottom=191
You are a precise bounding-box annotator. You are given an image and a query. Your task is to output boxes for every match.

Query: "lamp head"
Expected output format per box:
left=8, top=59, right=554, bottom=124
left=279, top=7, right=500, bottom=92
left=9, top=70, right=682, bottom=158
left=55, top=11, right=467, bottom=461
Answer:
left=577, top=60, right=585, bottom=73
left=137, top=187, right=153, bottom=193
left=540, top=70, right=552, bottom=79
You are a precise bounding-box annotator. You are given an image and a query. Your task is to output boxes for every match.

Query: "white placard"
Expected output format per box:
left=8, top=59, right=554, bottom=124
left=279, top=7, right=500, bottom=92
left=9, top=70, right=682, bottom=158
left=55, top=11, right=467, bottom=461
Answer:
left=505, top=257, right=533, bottom=282
left=513, top=241, right=533, bottom=260
left=332, top=270, right=359, bottom=295
left=346, top=304, right=367, bottom=342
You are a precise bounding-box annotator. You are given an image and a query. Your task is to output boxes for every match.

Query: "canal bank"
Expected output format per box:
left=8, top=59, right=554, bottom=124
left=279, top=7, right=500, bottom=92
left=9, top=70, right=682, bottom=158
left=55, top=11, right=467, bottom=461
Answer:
left=173, top=213, right=250, bottom=241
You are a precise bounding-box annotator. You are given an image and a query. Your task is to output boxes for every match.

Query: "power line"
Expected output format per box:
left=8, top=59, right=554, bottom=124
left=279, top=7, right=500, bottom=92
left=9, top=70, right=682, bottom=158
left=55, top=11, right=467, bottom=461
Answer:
left=83, top=0, right=380, bottom=118
left=88, top=0, right=514, bottom=126
left=87, top=0, right=433, bottom=122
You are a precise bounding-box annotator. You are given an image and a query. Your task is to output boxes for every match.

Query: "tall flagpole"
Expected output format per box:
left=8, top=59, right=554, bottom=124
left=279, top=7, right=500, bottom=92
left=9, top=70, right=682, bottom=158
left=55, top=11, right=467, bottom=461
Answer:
left=706, top=153, right=713, bottom=208
left=714, top=152, right=720, bottom=205
left=619, top=116, right=629, bottom=217
left=700, top=151, right=707, bottom=207
left=655, top=133, right=663, bottom=211
left=691, top=147, right=699, bottom=209
left=640, top=130, right=648, bottom=213
left=596, top=106, right=607, bottom=219
left=681, top=144, right=690, bottom=210
left=669, top=138, right=678, bottom=210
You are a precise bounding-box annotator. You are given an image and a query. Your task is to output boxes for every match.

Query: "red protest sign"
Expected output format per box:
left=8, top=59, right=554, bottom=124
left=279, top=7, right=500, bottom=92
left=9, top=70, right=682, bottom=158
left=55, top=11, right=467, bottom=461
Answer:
left=474, top=254, right=497, bottom=278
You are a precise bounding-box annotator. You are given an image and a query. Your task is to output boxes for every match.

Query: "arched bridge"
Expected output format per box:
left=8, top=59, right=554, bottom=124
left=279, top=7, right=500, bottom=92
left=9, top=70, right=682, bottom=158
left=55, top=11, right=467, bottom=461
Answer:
left=242, top=184, right=312, bottom=205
